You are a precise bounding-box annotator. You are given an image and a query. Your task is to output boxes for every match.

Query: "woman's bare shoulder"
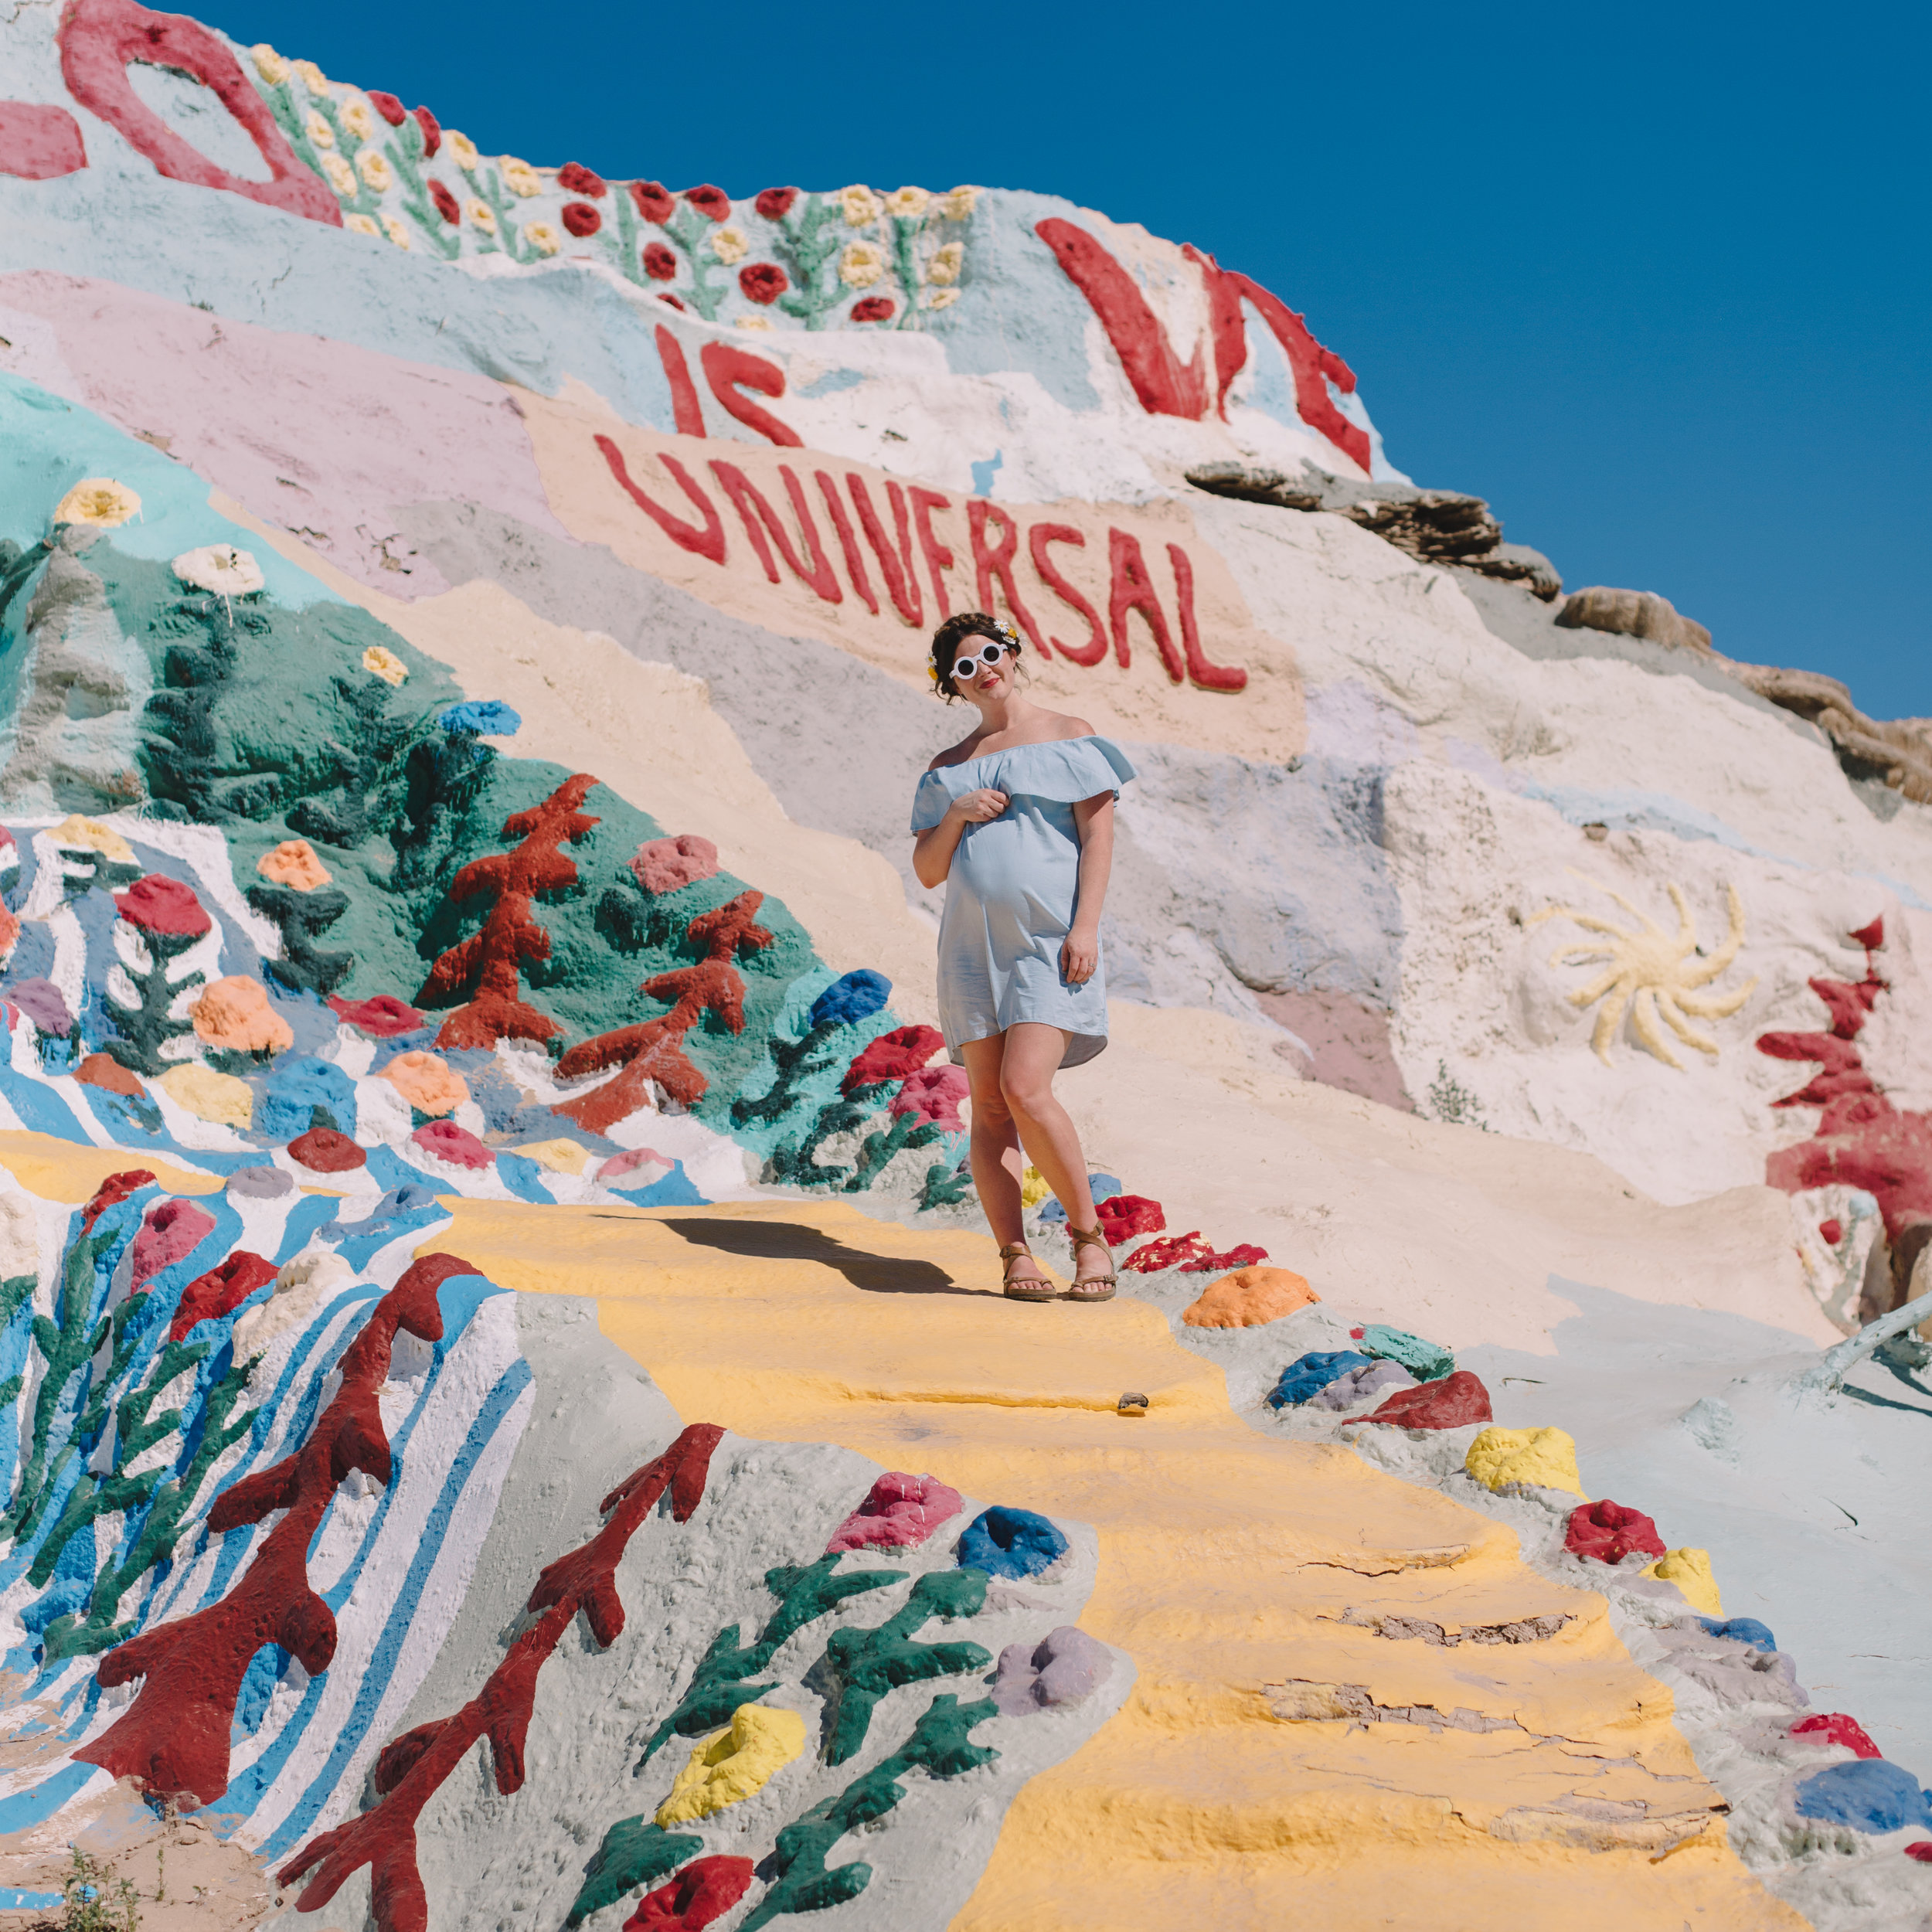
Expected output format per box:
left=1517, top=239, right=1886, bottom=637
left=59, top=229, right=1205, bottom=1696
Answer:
left=1037, top=710, right=1095, bottom=741
left=926, top=733, right=987, bottom=773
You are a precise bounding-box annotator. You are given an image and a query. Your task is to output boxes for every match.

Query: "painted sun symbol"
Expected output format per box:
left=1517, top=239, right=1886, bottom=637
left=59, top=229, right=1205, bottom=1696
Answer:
left=1528, top=870, right=1757, bottom=1069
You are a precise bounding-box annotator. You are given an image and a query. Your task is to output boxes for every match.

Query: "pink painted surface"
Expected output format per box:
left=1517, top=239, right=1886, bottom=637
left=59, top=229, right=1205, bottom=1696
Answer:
left=825, top=1471, right=963, bottom=1553
left=0, top=102, right=87, bottom=181
left=0, top=271, right=572, bottom=597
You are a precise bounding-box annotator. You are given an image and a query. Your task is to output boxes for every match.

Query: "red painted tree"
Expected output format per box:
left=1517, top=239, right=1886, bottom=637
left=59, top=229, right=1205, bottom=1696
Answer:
left=417, top=774, right=600, bottom=1049
left=77, top=1253, right=470, bottom=1807
left=277, top=1423, right=725, bottom=1932
left=553, top=891, right=773, bottom=1133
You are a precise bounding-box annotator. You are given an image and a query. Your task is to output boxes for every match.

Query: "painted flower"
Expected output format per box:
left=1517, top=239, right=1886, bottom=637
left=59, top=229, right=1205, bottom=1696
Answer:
left=524, top=222, right=560, bottom=257
left=304, top=109, right=334, bottom=150
left=466, top=197, right=496, bottom=233
left=344, top=211, right=380, bottom=237
left=685, top=183, right=730, bottom=220
left=755, top=185, right=798, bottom=219
left=838, top=240, right=886, bottom=288
left=362, top=645, right=409, bottom=685
left=355, top=148, right=393, bottom=192
left=840, top=184, right=882, bottom=226
left=252, top=45, right=288, bottom=84
left=367, top=89, right=407, bottom=126
left=642, top=242, right=678, bottom=281
left=656, top=292, right=686, bottom=311
left=631, top=179, right=675, bottom=223
left=558, top=161, right=607, bottom=197
left=850, top=296, right=894, bottom=323
left=320, top=151, right=355, bottom=198
left=341, top=99, right=375, bottom=142
left=382, top=214, right=411, bottom=250
left=502, top=157, right=542, bottom=197
left=708, top=224, right=748, bottom=264
left=413, top=106, right=441, bottom=158
left=562, top=201, right=601, bottom=237
left=929, top=287, right=960, bottom=311
left=54, top=478, right=140, bottom=528
left=291, top=59, right=329, bottom=96
left=736, top=316, right=772, bottom=331
left=447, top=130, right=479, bottom=171
left=429, top=179, right=461, bottom=225
left=928, top=241, right=963, bottom=285
left=172, top=544, right=264, bottom=596
left=940, top=185, right=979, bottom=221
left=739, top=261, right=787, bottom=304
left=885, top=185, right=929, bottom=219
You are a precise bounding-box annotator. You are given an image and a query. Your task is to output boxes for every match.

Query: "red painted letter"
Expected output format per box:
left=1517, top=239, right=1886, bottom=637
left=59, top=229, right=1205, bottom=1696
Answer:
left=846, top=476, right=923, bottom=626
left=1167, top=542, right=1246, bottom=692
left=1027, top=525, right=1107, bottom=667
left=0, top=102, right=87, bottom=180
left=968, top=502, right=1045, bottom=653
left=699, top=342, right=801, bottom=447
left=595, top=436, right=726, bottom=564
left=1211, top=266, right=1372, bottom=475
left=709, top=461, right=842, bottom=604
left=817, top=471, right=877, bottom=614
left=58, top=0, right=338, bottom=223
left=655, top=326, right=706, bottom=438
left=908, top=487, right=954, bottom=620
left=1107, top=529, right=1183, bottom=682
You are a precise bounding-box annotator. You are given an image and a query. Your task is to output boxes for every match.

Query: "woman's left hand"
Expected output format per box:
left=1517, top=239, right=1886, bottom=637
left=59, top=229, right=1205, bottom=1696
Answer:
left=1061, top=927, right=1100, bottom=985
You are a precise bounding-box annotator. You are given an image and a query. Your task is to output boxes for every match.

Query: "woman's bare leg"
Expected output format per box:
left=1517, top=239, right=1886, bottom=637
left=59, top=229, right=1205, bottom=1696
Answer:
left=959, top=1035, right=1046, bottom=1285
left=998, top=1024, right=1108, bottom=1281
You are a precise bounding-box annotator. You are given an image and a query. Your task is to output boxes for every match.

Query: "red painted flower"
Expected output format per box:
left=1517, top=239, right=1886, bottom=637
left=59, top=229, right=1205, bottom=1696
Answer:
left=557, top=161, right=607, bottom=197
left=366, top=90, right=406, bottom=127
left=850, top=296, right=894, bottom=323
left=655, top=293, right=686, bottom=311
left=631, top=179, right=675, bottom=223
left=684, top=183, right=730, bottom=220
left=643, top=241, right=678, bottom=281
left=413, top=105, right=441, bottom=158
left=738, top=262, right=787, bottom=305
left=755, top=186, right=798, bottom=220
left=429, top=178, right=460, bottom=226
left=562, top=201, right=602, bottom=238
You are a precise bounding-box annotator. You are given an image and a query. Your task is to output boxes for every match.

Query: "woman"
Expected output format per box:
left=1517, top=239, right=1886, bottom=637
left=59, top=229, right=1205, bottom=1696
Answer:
left=910, top=611, right=1135, bottom=1301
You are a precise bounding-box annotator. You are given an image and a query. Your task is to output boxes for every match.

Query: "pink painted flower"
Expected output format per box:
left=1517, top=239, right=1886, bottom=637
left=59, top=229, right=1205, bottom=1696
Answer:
left=643, top=241, right=678, bottom=281
left=684, top=183, right=730, bottom=220
left=850, top=295, right=894, bottom=323
left=429, top=178, right=461, bottom=226
left=890, top=1065, right=968, bottom=1131
left=631, top=179, right=675, bottom=223
left=366, top=90, right=406, bottom=127
left=413, top=104, right=441, bottom=158
left=755, top=186, right=798, bottom=220
left=738, top=262, right=787, bottom=305
left=557, top=161, right=607, bottom=197
left=562, top=200, right=602, bottom=238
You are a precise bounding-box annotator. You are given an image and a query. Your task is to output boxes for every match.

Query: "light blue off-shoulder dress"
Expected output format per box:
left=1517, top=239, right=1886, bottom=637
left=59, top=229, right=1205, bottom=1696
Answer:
left=910, top=735, right=1136, bottom=1067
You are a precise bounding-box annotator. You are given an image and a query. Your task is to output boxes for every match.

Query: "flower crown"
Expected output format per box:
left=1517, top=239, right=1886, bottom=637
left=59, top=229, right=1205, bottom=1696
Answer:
left=928, top=619, right=1022, bottom=684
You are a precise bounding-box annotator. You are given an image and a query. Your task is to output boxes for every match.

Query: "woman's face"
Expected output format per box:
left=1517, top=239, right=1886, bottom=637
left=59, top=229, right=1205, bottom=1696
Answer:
left=951, top=634, right=1017, bottom=706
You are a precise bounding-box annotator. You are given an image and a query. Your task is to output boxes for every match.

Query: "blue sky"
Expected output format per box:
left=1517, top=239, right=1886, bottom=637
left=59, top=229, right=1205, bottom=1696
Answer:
left=204, top=0, right=1929, bottom=716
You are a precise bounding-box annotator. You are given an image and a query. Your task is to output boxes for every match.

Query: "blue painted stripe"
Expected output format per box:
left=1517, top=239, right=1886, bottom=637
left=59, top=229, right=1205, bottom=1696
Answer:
left=0, top=1758, right=93, bottom=1832
left=257, top=1355, right=532, bottom=1855
left=495, top=1153, right=555, bottom=1204
left=274, top=1193, right=342, bottom=1263
left=0, top=1888, right=61, bottom=1908
left=0, top=1064, right=86, bottom=1141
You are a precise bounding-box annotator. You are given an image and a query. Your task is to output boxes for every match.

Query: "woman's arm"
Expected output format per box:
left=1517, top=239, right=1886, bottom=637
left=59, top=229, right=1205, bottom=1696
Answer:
left=913, top=787, right=1009, bottom=888
left=1061, top=792, right=1115, bottom=984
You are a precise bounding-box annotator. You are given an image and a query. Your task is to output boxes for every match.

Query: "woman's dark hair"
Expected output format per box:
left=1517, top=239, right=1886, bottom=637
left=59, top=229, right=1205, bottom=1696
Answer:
left=930, top=611, right=1020, bottom=700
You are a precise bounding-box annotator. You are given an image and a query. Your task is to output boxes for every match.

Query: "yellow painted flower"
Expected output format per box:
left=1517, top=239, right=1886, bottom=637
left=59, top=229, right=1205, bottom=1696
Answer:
left=928, top=241, right=964, bottom=285
left=320, top=151, right=355, bottom=199
left=53, top=478, right=140, bottom=528
left=523, top=222, right=560, bottom=257
left=838, top=240, right=885, bottom=288
left=940, top=184, right=980, bottom=221
left=928, top=287, right=960, bottom=311
left=885, top=185, right=929, bottom=219
left=736, top=315, right=772, bottom=331
left=840, top=184, right=882, bottom=226
left=356, top=148, right=393, bottom=192
left=252, top=45, right=289, bottom=85
left=344, top=212, right=380, bottom=238
left=362, top=645, right=408, bottom=685
left=382, top=214, right=411, bottom=250
left=709, top=224, right=749, bottom=264
left=291, top=59, right=329, bottom=96
left=341, top=99, right=375, bottom=142
left=448, top=131, right=479, bottom=171
left=466, top=198, right=496, bottom=233
left=502, top=158, right=542, bottom=197
left=305, top=110, right=334, bottom=150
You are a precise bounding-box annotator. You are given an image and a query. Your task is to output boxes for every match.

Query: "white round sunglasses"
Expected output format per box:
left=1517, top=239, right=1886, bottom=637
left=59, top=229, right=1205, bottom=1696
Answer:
left=950, top=638, right=1014, bottom=682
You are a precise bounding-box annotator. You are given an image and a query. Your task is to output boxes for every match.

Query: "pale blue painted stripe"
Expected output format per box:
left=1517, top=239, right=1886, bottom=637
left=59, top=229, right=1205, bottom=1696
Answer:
left=0, top=1758, right=91, bottom=1832
left=0, top=1888, right=61, bottom=1907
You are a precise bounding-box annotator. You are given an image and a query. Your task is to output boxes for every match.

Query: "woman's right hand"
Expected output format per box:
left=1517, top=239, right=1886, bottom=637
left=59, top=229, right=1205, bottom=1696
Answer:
left=950, top=787, right=1009, bottom=825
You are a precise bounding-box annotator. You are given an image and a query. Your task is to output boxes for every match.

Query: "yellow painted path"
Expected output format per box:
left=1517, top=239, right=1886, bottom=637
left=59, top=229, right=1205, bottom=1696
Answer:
left=437, top=1196, right=1804, bottom=1932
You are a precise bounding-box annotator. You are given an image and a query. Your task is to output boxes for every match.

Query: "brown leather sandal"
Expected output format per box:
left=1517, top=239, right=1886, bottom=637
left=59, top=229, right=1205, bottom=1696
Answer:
left=1063, top=1226, right=1117, bottom=1302
left=1000, top=1243, right=1056, bottom=1301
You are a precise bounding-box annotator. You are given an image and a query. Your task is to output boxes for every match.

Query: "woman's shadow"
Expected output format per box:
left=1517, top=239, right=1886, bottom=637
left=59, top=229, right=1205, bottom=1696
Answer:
left=654, top=1217, right=976, bottom=1297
